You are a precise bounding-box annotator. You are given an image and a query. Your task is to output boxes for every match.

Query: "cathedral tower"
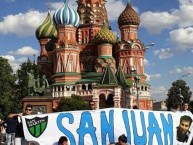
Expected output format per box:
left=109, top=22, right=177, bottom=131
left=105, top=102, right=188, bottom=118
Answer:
left=116, top=0, right=145, bottom=78
left=52, top=0, right=81, bottom=83
left=116, top=0, right=152, bottom=109
left=77, top=0, right=109, bottom=72
left=36, top=6, right=57, bottom=78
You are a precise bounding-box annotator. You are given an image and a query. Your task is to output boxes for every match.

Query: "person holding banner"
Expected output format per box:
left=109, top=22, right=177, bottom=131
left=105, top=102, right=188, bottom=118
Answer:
left=177, top=115, right=192, bottom=143
left=5, top=111, right=19, bottom=145
left=15, top=104, right=33, bottom=145
left=89, top=100, right=96, bottom=110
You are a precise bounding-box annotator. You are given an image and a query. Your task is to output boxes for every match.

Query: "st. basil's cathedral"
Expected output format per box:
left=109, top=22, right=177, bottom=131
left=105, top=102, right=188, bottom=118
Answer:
left=35, top=0, right=153, bottom=110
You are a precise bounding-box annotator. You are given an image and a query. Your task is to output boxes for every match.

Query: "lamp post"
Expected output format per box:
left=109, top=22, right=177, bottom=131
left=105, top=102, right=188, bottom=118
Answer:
left=130, top=42, right=154, bottom=109
left=134, top=75, right=141, bottom=109
left=179, top=73, right=191, bottom=80
left=143, top=43, right=154, bottom=50
left=179, top=88, right=184, bottom=108
left=131, top=67, right=141, bottom=109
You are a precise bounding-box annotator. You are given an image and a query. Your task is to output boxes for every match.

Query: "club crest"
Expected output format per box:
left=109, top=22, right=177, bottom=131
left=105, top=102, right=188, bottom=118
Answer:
left=25, top=116, right=48, bottom=138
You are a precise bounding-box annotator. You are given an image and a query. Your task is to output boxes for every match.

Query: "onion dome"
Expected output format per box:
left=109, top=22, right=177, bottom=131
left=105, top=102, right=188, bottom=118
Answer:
left=53, top=0, right=80, bottom=27
left=35, top=12, right=57, bottom=40
left=94, top=24, right=117, bottom=44
left=118, top=1, right=140, bottom=27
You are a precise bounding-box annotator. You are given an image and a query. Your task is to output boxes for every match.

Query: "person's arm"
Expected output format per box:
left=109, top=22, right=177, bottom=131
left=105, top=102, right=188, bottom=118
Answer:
left=8, top=113, right=22, bottom=118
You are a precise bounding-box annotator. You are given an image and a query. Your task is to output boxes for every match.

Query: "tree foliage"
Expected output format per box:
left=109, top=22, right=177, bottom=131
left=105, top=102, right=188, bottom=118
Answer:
left=58, top=95, right=89, bottom=111
left=166, top=79, right=192, bottom=110
left=0, top=57, right=18, bottom=118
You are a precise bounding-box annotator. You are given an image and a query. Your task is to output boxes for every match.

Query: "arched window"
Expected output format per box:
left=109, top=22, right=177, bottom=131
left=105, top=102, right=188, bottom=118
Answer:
left=82, top=84, right=86, bottom=90
left=106, top=94, right=114, bottom=108
left=99, top=94, right=106, bottom=109
left=72, top=86, right=75, bottom=91
left=88, top=84, right=92, bottom=90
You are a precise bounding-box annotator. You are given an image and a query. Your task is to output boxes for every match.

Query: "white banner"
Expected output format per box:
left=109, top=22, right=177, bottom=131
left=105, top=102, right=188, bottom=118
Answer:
left=22, top=108, right=193, bottom=145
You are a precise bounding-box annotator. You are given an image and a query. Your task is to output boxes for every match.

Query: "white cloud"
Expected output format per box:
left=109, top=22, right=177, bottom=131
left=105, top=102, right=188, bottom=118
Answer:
left=144, top=58, right=155, bottom=66
left=140, top=11, right=178, bottom=34
left=179, top=0, right=193, bottom=5
left=149, top=74, right=161, bottom=80
left=0, top=10, right=46, bottom=37
left=169, top=66, right=193, bottom=74
left=8, top=46, right=39, bottom=56
left=144, top=59, right=149, bottom=66
left=105, top=0, right=126, bottom=21
left=145, top=73, right=161, bottom=81
left=153, top=48, right=173, bottom=59
left=170, top=27, right=193, bottom=50
left=172, top=2, right=193, bottom=28
left=140, top=0, right=193, bottom=35
left=152, top=86, right=167, bottom=95
left=1, top=55, right=27, bottom=73
left=151, top=86, right=168, bottom=101
left=169, top=67, right=182, bottom=74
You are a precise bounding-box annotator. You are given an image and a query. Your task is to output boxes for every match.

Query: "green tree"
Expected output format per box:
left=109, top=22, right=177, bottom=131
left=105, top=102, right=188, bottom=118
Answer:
left=0, top=57, right=18, bottom=118
left=58, top=95, right=89, bottom=111
left=166, top=79, right=192, bottom=110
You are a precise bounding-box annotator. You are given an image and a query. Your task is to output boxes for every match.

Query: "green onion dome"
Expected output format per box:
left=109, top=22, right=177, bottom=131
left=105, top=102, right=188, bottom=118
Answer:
left=94, top=24, right=117, bottom=45
left=36, top=12, right=57, bottom=40
left=118, top=1, right=140, bottom=27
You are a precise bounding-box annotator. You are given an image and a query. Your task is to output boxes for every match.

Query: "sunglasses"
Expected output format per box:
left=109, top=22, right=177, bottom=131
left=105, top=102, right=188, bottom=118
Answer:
left=26, top=108, right=32, bottom=111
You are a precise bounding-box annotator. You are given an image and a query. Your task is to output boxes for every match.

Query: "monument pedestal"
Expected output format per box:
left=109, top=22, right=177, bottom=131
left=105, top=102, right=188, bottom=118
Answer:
left=22, top=96, right=54, bottom=114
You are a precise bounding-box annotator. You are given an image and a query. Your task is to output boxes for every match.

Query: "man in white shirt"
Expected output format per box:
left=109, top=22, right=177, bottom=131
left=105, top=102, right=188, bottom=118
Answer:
left=180, top=102, right=192, bottom=116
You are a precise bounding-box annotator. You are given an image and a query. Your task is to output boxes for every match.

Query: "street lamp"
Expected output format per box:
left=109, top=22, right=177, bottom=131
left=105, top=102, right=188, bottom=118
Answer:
left=134, top=75, right=141, bottom=109
left=131, top=67, right=141, bottom=109
left=179, top=73, right=191, bottom=80
left=130, top=42, right=154, bottom=109
left=143, top=43, right=155, bottom=50
left=179, top=88, right=184, bottom=103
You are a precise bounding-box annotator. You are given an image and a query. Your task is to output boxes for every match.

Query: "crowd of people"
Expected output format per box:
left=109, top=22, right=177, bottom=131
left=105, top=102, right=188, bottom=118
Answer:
left=0, top=100, right=193, bottom=145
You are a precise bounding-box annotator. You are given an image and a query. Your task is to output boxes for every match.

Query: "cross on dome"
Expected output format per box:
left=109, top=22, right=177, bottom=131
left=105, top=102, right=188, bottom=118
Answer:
left=63, top=0, right=68, bottom=3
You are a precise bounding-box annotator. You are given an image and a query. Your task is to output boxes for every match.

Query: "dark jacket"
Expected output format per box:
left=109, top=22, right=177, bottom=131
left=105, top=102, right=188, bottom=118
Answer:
left=5, top=117, right=18, bottom=134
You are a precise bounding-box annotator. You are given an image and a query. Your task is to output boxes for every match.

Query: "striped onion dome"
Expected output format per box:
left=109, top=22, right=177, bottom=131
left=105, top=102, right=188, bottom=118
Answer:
left=118, top=1, right=140, bottom=27
left=94, top=24, right=117, bottom=45
left=53, top=0, right=80, bottom=27
left=35, top=12, right=57, bottom=40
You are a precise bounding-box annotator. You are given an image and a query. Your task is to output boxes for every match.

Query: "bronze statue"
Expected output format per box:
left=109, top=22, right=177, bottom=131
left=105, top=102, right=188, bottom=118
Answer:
left=35, top=75, right=49, bottom=95
left=27, top=70, right=49, bottom=96
left=27, top=70, right=36, bottom=96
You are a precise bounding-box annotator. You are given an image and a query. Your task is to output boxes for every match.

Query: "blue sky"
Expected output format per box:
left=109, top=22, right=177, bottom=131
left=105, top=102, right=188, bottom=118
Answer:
left=1, top=0, right=193, bottom=102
